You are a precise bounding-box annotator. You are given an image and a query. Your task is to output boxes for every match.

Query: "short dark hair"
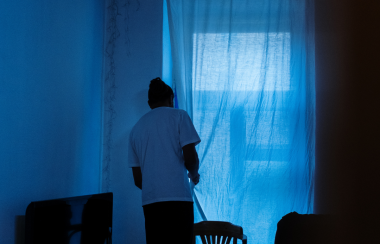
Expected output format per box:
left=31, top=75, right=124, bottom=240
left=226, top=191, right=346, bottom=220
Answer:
left=148, top=77, right=174, bottom=105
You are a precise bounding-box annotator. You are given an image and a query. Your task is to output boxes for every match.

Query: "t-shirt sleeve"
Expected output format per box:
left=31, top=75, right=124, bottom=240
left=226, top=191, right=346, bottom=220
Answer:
left=179, top=110, right=201, bottom=148
left=128, top=133, right=140, bottom=168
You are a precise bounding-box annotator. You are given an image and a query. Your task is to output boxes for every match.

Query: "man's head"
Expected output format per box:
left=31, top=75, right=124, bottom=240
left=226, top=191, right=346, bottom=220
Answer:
left=148, top=77, right=174, bottom=109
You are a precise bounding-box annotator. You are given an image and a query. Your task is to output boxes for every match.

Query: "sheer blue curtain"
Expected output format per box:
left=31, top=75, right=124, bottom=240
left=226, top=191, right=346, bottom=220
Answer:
left=167, top=0, right=315, bottom=243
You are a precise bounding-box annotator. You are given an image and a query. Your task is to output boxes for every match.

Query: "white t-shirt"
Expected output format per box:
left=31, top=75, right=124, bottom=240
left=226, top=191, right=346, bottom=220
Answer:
left=128, top=107, right=201, bottom=206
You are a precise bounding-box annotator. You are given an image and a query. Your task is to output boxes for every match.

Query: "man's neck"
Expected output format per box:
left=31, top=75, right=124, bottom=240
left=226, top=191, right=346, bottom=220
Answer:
left=151, top=105, right=168, bottom=109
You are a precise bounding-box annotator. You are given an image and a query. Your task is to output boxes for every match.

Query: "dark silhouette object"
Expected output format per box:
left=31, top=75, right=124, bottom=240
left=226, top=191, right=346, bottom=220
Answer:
left=80, top=197, right=112, bottom=244
left=275, top=212, right=380, bottom=244
left=192, top=221, right=247, bottom=244
left=25, top=193, right=113, bottom=244
left=26, top=200, right=72, bottom=244
left=274, top=212, right=339, bottom=244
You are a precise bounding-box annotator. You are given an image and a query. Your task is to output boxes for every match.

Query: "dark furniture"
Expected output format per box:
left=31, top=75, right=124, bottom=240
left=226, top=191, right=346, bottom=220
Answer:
left=275, top=212, right=380, bottom=244
left=25, top=192, right=113, bottom=244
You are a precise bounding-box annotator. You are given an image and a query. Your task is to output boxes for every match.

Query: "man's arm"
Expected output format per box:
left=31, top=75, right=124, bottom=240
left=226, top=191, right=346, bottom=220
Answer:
left=132, top=167, right=142, bottom=190
left=182, top=143, right=200, bottom=185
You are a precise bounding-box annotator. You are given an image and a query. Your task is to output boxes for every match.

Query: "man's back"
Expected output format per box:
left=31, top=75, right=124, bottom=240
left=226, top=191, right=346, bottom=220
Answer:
left=128, top=107, right=200, bottom=206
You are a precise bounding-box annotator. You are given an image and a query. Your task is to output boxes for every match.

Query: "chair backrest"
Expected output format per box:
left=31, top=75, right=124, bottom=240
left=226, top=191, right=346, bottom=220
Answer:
left=192, top=221, right=247, bottom=244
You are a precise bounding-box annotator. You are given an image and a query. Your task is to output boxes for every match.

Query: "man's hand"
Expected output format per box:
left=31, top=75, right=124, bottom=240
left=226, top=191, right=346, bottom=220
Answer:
left=188, top=172, right=200, bottom=185
left=183, top=143, right=200, bottom=186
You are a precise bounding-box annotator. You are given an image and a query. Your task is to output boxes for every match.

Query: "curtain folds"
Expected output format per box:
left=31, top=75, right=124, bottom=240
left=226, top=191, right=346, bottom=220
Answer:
left=167, top=1, right=315, bottom=243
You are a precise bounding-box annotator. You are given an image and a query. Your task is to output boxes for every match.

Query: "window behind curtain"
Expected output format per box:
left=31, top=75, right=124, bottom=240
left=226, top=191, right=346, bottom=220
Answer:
left=166, top=1, right=315, bottom=243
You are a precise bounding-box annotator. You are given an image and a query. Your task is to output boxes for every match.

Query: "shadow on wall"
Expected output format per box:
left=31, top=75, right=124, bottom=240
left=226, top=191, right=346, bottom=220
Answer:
left=15, top=215, right=25, bottom=244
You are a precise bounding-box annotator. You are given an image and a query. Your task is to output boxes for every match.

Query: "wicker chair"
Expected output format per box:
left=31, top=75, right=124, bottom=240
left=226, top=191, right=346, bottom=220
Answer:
left=192, top=221, right=248, bottom=244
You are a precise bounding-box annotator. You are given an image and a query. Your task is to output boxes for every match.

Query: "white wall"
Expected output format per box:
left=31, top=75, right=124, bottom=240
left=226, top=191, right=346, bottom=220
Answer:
left=102, top=0, right=163, bottom=243
left=0, top=1, right=104, bottom=243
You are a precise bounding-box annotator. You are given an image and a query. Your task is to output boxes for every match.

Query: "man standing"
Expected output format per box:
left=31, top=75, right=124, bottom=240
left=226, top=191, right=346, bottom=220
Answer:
left=128, top=77, right=201, bottom=244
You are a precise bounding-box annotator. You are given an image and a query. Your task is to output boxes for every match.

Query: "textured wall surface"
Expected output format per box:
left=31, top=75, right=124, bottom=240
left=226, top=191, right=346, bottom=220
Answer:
left=102, top=0, right=163, bottom=243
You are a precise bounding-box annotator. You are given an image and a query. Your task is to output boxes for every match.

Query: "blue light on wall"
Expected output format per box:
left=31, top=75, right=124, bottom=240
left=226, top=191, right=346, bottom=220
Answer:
left=162, top=0, right=173, bottom=88
left=0, top=1, right=104, bottom=243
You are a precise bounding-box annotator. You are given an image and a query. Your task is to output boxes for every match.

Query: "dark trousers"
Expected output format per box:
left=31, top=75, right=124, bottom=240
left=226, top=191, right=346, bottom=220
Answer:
left=143, top=201, right=194, bottom=244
